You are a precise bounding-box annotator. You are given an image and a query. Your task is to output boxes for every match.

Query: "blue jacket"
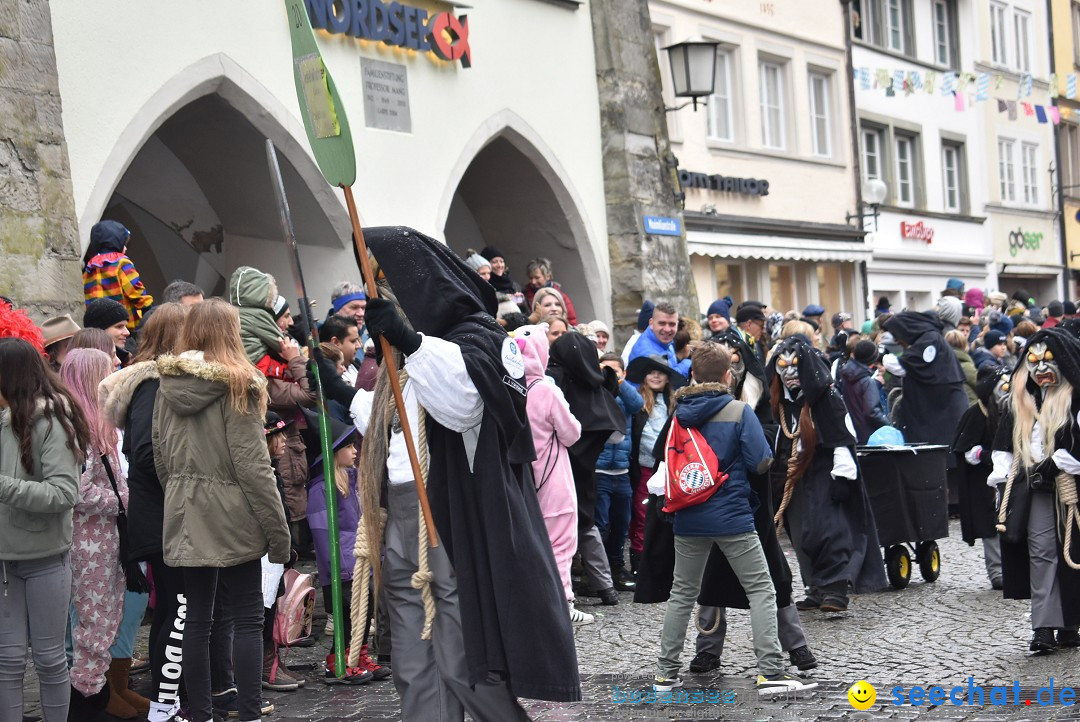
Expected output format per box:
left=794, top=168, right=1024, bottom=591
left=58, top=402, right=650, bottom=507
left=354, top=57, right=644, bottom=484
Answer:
left=628, top=327, right=692, bottom=378
left=669, top=386, right=773, bottom=538
left=597, top=382, right=644, bottom=471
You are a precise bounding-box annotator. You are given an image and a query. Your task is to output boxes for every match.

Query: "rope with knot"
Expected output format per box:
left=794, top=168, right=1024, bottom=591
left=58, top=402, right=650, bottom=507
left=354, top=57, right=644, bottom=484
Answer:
left=410, top=398, right=436, bottom=640
left=1057, top=471, right=1080, bottom=570
left=995, top=454, right=1021, bottom=535
left=694, top=605, right=722, bottom=636
left=773, top=410, right=801, bottom=539
left=348, top=506, right=386, bottom=667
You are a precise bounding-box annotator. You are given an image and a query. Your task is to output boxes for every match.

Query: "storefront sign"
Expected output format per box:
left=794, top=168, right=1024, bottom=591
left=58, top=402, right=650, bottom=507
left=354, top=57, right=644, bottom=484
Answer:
left=1008, top=227, right=1042, bottom=257
left=305, top=0, right=472, bottom=68
left=643, top=215, right=682, bottom=236
left=678, top=170, right=770, bottom=197
left=361, top=59, right=411, bottom=132
left=900, top=221, right=934, bottom=243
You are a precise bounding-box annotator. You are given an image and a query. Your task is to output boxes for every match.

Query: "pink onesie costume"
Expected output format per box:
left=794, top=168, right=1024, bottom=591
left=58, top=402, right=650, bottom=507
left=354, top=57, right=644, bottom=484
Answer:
left=70, top=453, right=127, bottom=696
left=514, top=325, right=582, bottom=601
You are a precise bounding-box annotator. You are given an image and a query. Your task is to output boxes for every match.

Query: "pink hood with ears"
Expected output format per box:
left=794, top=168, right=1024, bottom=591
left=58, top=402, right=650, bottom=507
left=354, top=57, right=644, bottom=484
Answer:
left=513, top=324, right=550, bottom=382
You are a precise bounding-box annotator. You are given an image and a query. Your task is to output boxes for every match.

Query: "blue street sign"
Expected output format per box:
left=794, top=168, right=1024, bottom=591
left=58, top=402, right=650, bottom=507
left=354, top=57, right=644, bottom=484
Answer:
left=643, top=215, right=682, bottom=236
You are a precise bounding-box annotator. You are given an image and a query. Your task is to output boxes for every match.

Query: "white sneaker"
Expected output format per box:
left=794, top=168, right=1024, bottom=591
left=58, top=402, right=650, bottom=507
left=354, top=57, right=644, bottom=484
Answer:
left=568, top=602, right=594, bottom=624
left=324, top=614, right=334, bottom=636
left=653, top=675, right=683, bottom=691
left=756, top=673, right=818, bottom=697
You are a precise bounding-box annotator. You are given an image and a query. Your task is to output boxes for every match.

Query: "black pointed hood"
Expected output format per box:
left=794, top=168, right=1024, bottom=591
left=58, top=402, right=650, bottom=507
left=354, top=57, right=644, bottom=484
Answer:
left=1014, top=327, right=1080, bottom=394
left=364, top=226, right=497, bottom=336
left=767, top=335, right=834, bottom=406
left=712, top=329, right=768, bottom=398
left=548, top=332, right=624, bottom=435
left=882, top=310, right=964, bottom=386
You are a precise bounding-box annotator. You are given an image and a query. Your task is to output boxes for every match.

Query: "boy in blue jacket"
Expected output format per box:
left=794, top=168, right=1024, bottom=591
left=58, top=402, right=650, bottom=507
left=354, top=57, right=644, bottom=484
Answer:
left=653, top=343, right=816, bottom=697
left=596, top=353, right=644, bottom=591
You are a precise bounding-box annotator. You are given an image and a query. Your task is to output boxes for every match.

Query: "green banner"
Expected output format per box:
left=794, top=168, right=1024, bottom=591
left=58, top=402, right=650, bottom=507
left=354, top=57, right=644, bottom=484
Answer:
left=284, top=0, right=356, bottom=186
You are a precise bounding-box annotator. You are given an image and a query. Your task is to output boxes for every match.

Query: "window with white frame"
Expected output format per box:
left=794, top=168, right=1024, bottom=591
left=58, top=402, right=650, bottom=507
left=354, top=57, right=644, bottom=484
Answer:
left=932, top=0, right=956, bottom=67
left=1013, top=10, right=1031, bottom=73
left=1073, top=2, right=1080, bottom=65
left=654, top=28, right=680, bottom=141
left=1063, top=123, right=1080, bottom=192
left=808, top=72, right=831, bottom=157
left=942, top=143, right=962, bottom=212
left=886, top=0, right=906, bottom=51
left=862, top=127, right=883, bottom=182
left=990, top=2, right=1008, bottom=66
left=894, top=135, right=915, bottom=207
left=707, top=49, right=734, bottom=142
left=1021, top=142, right=1038, bottom=205
left=998, top=138, right=1016, bottom=202
left=759, top=60, right=785, bottom=150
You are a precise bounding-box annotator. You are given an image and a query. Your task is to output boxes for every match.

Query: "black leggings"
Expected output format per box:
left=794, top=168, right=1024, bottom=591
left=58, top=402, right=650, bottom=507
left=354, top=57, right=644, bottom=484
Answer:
left=147, top=556, right=187, bottom=707
left=183, top=561, right=264, bottom=722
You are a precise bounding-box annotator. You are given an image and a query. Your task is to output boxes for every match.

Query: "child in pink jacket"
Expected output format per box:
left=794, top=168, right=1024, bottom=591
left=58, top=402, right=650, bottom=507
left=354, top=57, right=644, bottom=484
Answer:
left=514, top=325, right=590, bottom=623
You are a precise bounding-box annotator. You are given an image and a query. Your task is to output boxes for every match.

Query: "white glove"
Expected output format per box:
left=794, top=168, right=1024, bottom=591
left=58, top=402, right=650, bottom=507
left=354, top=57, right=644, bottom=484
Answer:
left=646, top=463, right=667, bottom=496
left=964, top=446, right=983, bottom=465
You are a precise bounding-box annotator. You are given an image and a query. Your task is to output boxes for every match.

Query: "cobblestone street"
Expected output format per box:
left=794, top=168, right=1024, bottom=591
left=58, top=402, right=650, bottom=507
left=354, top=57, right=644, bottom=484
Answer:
left=20, top=520, right=1080, bottom=721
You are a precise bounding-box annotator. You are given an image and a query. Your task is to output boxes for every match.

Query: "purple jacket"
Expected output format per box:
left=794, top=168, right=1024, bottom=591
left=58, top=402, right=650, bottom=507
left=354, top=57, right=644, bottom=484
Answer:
left=306, top=467, right=359, bottom=585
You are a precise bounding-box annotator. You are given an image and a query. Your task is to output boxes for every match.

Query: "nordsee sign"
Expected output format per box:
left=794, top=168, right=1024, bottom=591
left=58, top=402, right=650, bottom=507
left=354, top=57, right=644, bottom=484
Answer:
left=643, top=215, right=682, bottom=236
left=305, top=0, right=472, bottom=68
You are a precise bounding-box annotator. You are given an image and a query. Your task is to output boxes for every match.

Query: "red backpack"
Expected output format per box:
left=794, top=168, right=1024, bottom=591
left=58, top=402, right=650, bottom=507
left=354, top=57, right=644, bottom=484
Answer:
left=661, top=416, right=729, bottom=513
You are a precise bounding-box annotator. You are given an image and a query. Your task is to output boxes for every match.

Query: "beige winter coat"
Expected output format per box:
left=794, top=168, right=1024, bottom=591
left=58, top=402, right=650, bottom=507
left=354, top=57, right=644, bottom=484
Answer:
left=152, top=352, right=290, bottom=567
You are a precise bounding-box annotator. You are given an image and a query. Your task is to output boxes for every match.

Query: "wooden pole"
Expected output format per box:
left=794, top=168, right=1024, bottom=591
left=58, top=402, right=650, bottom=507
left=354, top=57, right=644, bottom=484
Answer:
left=340, top=184, right=439, bottom=549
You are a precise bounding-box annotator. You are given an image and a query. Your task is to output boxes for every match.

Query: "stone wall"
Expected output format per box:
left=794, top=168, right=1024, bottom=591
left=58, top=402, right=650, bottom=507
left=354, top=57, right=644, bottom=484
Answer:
left=0, top=0, right=83, bottom=322
left=589, top=0, right=696, bottom=344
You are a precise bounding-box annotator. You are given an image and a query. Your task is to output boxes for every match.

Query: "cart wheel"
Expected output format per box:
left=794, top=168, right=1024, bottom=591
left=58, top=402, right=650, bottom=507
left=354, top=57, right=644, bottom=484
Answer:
left=917, top=541, right=941, bottom=582
left=885, top=546, right=911, bottom=589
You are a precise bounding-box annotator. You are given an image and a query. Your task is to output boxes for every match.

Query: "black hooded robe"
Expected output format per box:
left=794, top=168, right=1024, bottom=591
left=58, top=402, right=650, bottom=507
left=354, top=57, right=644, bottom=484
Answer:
left=365, top=226, right=581, bottom=702
left=950, top=373, right=1003, bottom=544
left=994, top=329, right=1080, bottom=627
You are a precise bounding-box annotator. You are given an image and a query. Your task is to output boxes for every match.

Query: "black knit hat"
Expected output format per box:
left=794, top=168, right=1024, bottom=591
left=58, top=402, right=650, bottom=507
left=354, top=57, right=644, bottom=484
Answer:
left=83, top=298, right=129, bottom=330
left=853, top=339, right=879, bottom=365
left=480, top=245, right=506, bottom=263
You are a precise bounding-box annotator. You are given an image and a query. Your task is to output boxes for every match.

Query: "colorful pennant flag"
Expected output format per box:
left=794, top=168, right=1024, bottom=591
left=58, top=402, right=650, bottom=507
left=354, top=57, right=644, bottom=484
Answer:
left=1022, top=102, right=1034, bottom=116
left=1007, top=100, right=1017, bottom=121
left=859, top=67, right=871, bottom=90
left=1068, top=74, right=1077, bottom=99
left=1049, top=106, right=1061, bottom=124
left=1050, top=73, right=1059, bottom=99
left=943, top=71, right=957, bottom=95
left=976, top=73, right=990, bottom=102
left=954, top=92, right=965, bottom=111
left=997, top=98, right=1008, bottom=112
left=1035, top=105, right=1047, bottom=123
left=924, top=70, right=936, bottom=94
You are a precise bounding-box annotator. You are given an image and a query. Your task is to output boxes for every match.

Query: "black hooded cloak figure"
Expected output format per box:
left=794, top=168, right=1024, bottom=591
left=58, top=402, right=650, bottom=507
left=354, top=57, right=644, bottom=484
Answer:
left=768, top=336, right=886, bottom=606
left=364, top=226, right=581, bottom=702
left=547, top=333, right=625, bottom=532
left=882, top=311, right=969, bottom=446
left=951, top=366, right=1009, bottom=544
left=995, top=327, right=1080, bottom=629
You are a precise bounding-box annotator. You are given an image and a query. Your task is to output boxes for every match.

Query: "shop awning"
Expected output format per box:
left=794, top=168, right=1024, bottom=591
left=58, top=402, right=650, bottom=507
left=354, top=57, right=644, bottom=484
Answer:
left=998, top=264, right=1064, bottom=276
left=687, top=233, right=873, bottom=263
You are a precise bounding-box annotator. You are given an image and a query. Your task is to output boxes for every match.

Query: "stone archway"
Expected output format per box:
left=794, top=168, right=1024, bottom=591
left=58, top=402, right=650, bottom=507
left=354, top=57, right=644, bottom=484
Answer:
left=439, top=115, right=606, bottom=323
left=85, top=54, right=354, bottom=300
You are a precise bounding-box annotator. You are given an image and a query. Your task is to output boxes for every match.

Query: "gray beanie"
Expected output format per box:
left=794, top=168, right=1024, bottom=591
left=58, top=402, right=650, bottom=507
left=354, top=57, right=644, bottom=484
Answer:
left=936, top=296, right=963, bottom=327
left=463, top=249, right=491, bottom=274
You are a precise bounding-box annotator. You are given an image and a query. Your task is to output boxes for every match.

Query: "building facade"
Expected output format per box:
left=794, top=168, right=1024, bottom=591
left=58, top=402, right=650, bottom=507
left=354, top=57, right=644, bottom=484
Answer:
left=649, top=0, right=868, bottom=321
left=852, top=0, right=995, bottom=312
left=44, top=0, right=614, bottom=320
left=1051, top=0, right=1080, bottom=297
left=977, top=0, right=1063, bottom=302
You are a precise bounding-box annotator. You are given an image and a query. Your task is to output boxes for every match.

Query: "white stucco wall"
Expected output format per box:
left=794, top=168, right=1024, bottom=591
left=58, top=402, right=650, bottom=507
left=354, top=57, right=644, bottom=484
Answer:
left=49, top=0, right=612, bottom=319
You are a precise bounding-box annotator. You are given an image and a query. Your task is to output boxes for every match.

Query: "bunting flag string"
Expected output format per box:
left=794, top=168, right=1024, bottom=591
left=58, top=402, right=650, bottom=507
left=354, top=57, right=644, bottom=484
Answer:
left=852, top=65, right=1078, bottom=125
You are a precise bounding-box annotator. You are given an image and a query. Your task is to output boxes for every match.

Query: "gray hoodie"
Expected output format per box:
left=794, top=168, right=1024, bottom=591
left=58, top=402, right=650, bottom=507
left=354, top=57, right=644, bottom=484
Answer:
left=0, top=401, right=81, bottom=561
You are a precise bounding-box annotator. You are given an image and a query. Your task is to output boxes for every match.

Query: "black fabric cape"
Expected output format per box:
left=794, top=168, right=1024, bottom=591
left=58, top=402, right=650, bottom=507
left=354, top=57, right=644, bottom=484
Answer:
left=949, top=368, right=1006, bottom=544
left=767, top=337, right=886, bottom=593
left=882, top=311, right=969, bottom=446
left=712, top=330, right=772, bottom=427
left=366, top=227, right=581, bottom=702
left=548, top=332, right=625, bottom=531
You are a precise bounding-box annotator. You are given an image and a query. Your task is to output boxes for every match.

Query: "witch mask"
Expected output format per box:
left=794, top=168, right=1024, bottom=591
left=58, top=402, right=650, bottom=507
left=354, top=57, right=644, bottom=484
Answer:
left=993, top=374, right=1011, bottom=410
left=776, top=350, right=801, bottom=392
left=1026, top=342, right=1060, bottom=388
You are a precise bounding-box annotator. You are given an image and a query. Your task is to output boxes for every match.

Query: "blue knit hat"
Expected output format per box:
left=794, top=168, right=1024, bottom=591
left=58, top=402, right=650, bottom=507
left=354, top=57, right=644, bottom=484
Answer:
left=802, top=304, right=825, bottom=318
left=706, top=299, right=731, bottom=320
left=636, top=300, right=655, bottom=332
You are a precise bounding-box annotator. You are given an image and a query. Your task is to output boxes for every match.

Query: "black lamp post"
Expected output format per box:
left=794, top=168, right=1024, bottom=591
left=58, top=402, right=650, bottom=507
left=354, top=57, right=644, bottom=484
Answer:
left=663, top=39, right=720, bottom=112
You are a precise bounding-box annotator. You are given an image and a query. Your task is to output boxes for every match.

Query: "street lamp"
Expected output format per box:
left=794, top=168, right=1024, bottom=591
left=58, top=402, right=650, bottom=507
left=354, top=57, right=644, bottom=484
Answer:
left=663, top=39, right=720, bottom=112
left=847, top=178, right=888, bottom=230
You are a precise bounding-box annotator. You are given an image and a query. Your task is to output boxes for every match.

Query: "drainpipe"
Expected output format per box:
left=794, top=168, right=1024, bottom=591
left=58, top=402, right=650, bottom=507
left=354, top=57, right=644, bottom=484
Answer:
left=840, top=0, right=870, bottom=319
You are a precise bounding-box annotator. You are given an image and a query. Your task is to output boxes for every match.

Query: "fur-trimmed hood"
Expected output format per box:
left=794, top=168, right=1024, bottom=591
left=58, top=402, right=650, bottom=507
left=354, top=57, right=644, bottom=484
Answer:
left=673, top=381, right=731, bottom=403
left=99, top=360, right=159, bottom=428
left=156, top=352, right=266, bottom=417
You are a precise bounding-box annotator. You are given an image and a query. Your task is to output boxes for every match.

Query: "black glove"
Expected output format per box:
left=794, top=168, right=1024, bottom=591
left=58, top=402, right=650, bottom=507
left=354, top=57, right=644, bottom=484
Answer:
left=365, top=298, right=421, bottom=355
left=830, top=476, right=852, bottom=503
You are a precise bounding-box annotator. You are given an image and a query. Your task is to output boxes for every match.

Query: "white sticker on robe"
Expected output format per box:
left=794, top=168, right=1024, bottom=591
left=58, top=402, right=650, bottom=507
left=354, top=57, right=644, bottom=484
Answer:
left=845, top=413, right=857, bottom=438
left=923, top=346, right=936, bottom=363
left=501, top=337, right=525, bottom=379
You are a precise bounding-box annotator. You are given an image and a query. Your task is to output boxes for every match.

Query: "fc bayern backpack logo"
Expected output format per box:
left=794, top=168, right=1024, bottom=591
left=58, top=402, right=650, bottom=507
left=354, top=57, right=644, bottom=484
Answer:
left=662, top=418, right=729, bottom=513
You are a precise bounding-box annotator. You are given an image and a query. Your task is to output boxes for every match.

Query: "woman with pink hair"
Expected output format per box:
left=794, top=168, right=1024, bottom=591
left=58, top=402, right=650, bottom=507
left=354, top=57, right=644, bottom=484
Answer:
left=59, top=349, right=128, bottom=716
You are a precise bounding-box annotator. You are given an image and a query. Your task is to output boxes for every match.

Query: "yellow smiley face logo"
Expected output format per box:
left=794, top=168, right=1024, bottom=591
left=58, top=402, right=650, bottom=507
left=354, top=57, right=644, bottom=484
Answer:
left=848, top=680, right=876, bottom=710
